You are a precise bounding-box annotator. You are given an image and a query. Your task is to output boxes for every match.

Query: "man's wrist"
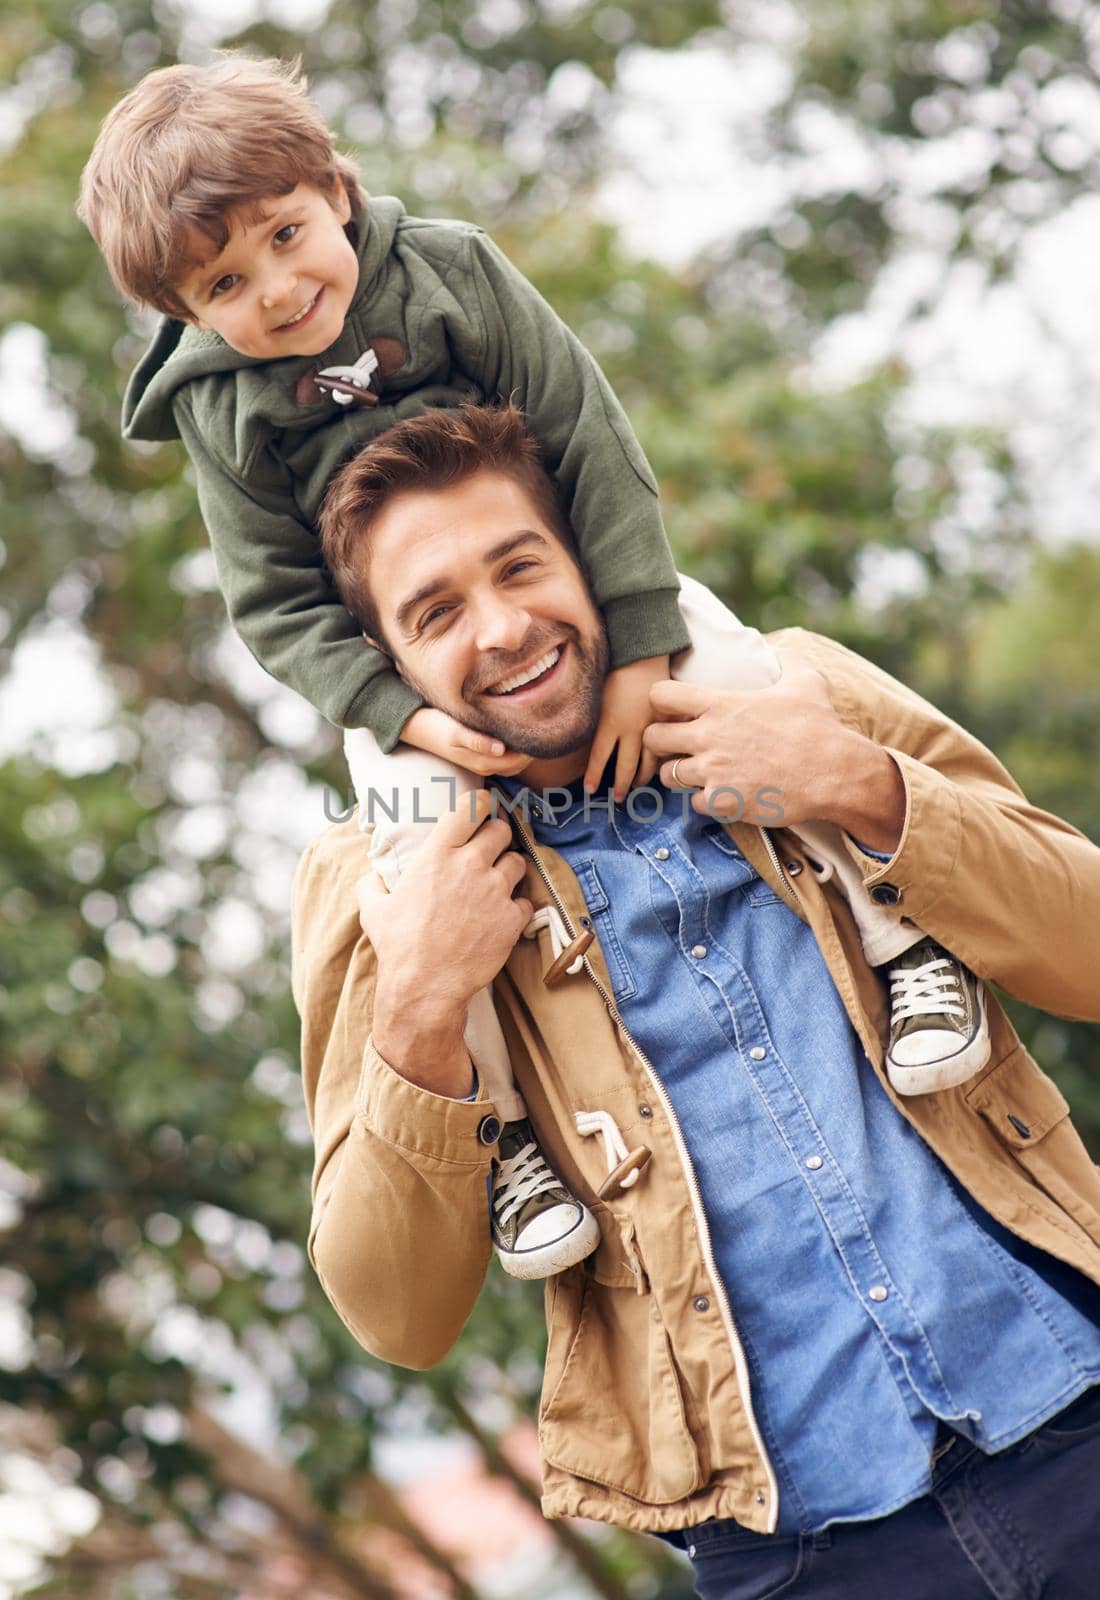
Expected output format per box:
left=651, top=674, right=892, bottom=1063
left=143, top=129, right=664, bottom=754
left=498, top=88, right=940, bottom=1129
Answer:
left=372, top=979, right=474, bottom=1099
left=814, top=731, right=906, bottom=856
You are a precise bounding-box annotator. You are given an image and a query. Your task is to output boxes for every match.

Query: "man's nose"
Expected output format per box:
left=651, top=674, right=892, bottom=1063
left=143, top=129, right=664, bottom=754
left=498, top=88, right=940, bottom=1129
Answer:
left=472, top=595, right=531, bottom=654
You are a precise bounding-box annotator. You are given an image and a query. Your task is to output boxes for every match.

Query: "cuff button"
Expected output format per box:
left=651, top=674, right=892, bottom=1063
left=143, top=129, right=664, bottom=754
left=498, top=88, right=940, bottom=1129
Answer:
left=477, top=1115, right=502, bottom=1146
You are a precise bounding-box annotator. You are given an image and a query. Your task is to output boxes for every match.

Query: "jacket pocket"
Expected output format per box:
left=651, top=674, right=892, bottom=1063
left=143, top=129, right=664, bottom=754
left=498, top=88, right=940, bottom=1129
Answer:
left=967, top=1048, right=1100, bottom=1246
left=703, top=828, right=783, bottom=907
left=539, top=1268, right=703, bottom=1504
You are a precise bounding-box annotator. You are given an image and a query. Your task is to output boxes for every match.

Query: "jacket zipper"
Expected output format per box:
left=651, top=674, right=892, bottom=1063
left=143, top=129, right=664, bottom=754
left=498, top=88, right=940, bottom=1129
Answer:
left=512, top=810, right=780, bottom=1529
left=756, top=825, right=806, bottom=916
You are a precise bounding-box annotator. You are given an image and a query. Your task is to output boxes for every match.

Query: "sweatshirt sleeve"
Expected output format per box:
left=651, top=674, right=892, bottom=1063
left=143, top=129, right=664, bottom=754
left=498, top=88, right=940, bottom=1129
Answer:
left=456, top=229, right=690, bottom=668
left=291, top=824, right=497, bottom=1368
left=173, top=403, right=424, bottom=749
left=776, top=628, right=1100, bottom=1024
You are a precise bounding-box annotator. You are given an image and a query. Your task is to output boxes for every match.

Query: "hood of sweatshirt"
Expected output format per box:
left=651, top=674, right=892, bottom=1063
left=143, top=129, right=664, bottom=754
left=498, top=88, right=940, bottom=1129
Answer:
left=121, top=194, right=406, bottom=444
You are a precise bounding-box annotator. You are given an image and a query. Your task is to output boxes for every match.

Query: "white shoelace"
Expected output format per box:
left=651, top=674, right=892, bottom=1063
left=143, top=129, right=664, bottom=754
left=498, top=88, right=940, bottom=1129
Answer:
left=574, top=1109, right=643, bottom=1189
left=889, top=955, right=965, bottom=1025
left=522, top=905, right=587, bottom=975
left=493, top=1139, right=564, bottom=1227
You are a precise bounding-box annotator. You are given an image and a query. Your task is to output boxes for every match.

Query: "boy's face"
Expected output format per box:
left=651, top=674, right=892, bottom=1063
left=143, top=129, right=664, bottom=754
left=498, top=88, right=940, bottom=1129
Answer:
left=174, top=183, right=359, bottom=360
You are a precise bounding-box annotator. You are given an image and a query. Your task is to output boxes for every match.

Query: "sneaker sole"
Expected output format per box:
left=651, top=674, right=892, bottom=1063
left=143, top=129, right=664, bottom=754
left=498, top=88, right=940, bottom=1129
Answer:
left=495, top=1206, right=601, bottom=1280
left=886, top=986, right=990, bottom=1096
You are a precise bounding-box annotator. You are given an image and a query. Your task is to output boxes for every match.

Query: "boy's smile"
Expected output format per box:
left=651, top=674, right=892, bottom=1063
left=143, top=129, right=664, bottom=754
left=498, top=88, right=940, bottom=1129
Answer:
left=175, top=182, right=359, bottom=360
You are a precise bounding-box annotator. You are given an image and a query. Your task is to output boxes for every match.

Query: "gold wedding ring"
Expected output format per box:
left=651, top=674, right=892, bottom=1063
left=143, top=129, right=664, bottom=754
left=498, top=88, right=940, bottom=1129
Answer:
left=670, top=757, right=686, bottom=788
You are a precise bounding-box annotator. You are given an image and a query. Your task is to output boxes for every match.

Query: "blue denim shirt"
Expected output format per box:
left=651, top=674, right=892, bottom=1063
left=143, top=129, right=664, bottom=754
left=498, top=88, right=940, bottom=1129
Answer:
left=512, top=775, right=1100, bottom=1533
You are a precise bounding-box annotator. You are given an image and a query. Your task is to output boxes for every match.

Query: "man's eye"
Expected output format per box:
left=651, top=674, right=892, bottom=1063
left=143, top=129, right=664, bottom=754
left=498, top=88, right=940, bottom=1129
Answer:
left=274, top=224, right=299, bottom=245
left=211, top=275, right=238, bottom=297
left=505, top=560, right=536, bottom=576
left=421, top=605, right=453, bottom=629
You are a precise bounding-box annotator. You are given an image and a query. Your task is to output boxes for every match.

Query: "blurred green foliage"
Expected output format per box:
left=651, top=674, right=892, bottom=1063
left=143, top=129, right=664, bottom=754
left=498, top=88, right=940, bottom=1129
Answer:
left=2, top=0, right=1099, bottom=1594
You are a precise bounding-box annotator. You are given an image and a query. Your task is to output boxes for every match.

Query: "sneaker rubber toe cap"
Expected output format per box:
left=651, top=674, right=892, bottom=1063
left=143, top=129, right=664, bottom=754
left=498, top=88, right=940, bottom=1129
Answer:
left=889, top=1028, right=970, bottom=1068
left=515, top=1203, right=585, bottom=1253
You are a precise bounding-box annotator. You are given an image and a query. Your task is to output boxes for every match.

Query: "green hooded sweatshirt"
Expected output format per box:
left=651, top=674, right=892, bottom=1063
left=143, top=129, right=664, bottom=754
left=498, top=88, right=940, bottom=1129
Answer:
left=122, top=195, right=689, bottom=750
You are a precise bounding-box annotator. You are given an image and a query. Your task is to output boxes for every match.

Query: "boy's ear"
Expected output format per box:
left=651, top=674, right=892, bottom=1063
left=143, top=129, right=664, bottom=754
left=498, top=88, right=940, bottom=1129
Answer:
left=332, top=180, right=352, bottom=225
left=165, top=293, right=206, bottom=330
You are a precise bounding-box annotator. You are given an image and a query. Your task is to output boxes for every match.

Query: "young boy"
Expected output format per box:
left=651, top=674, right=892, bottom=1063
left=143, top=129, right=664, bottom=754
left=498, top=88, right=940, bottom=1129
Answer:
left=78, top=53, right=989, bottom=1281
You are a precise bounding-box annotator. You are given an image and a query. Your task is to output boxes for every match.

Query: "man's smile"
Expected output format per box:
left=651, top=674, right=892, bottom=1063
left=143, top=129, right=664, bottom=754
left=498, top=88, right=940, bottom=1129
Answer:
left=484, top=642, right=566, bottom=699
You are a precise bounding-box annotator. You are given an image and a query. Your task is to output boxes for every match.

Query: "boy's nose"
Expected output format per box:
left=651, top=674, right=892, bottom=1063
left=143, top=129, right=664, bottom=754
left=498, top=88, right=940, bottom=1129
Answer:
left=262, top=272, right=297, bottom=310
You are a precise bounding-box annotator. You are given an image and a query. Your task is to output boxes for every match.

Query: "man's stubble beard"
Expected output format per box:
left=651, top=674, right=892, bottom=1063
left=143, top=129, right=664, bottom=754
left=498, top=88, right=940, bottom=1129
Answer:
left=407, top=622, right=610, bottom=760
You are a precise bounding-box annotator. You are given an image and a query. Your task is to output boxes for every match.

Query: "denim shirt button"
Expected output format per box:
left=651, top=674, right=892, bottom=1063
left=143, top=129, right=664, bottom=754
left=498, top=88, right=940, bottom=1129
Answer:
left=654, top=847, right=670, bottom=861
left=805, top=1155, right=823, bottom=1170
left=869, top=1284, right=889, bottom=1302
left=749, top=1046, right=766, bottom=1061
left=691, top=944, right=708, bottom=959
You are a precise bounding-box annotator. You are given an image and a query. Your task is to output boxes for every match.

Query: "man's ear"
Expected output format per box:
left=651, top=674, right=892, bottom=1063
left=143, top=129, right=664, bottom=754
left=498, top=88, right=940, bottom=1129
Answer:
left=364, top=633, right=409, bottom=686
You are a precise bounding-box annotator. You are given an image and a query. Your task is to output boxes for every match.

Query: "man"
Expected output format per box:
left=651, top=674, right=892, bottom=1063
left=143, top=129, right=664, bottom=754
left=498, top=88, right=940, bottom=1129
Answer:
left=293, top=404, right=1100, bottom=1599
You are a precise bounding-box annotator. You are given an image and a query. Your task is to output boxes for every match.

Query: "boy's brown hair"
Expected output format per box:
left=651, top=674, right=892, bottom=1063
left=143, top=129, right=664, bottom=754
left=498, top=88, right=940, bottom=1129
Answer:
left=318, top=403, right=581, bottom=648
left=77, top=54, right=366, bottom=319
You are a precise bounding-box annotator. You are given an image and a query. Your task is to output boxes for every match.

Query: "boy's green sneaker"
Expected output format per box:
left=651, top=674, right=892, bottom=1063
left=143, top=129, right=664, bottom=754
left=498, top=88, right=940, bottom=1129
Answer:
left=886, top=937, right=990, bottom=1096
left=491, top=1119, right=600, bottom=1280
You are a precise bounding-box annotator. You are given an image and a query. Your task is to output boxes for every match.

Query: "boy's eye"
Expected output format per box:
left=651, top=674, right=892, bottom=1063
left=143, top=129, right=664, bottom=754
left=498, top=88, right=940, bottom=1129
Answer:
left=274, top=224, right=299, bottom=245
left=210, top=275, right=238, bottom=298
left=505, top=559, right=537, bottom=577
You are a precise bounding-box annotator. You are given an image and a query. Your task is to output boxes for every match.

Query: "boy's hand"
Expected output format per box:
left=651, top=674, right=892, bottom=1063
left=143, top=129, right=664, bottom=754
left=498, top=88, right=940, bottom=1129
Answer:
left=583, top=655, right=671, bottom=799
left=402, top=706, right=532, bottom=778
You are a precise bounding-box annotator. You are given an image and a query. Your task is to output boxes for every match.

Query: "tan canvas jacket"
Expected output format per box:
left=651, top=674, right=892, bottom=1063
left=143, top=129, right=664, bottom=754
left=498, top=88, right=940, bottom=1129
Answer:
left=291, top=628, right=1100, bottom=1537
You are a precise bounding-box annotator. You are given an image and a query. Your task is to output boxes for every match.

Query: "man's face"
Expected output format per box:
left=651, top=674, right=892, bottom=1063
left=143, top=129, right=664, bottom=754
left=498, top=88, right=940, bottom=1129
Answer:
left=173, top=183, right=358, bottom=360
left=364, top=469, right=609, bottom=761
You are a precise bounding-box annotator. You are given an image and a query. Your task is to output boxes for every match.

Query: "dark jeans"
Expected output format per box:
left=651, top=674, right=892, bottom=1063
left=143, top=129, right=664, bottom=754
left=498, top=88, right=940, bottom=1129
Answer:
left=675, top=1386, right=1100, bottom=1599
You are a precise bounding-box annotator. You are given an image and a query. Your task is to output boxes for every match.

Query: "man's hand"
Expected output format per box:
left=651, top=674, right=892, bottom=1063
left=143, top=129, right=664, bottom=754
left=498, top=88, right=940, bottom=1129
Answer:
left=403, top=706, right=532, bottom=779
left=357, top=789, right=534, bottom=1096
left=582, top=655, right=670, bottom=798
left=642, top=651, right=905, bottom=851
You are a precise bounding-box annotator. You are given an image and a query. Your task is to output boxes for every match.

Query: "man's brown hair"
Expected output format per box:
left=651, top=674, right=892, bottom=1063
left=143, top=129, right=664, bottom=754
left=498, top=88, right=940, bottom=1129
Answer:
left=77, top=54, right=366, bottom=318
left=318, top=403, right=580, bottom=648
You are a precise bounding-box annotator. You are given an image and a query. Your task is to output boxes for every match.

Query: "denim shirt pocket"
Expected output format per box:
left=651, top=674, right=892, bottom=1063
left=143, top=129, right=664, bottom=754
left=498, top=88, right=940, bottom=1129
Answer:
left=574, top=859, right=638, bottom=1003
left=702, top=825, right=784, bottom=907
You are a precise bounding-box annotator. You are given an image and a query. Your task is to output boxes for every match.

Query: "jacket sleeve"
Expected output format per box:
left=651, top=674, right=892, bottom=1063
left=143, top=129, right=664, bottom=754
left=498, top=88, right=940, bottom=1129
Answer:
left=291, top=825, right=495, bottom=1367
left=455, top=228, right=691, bottom=669
left=781, top=629, right=1100, bottom=1023
left=173, top=404, right=423, bottom=748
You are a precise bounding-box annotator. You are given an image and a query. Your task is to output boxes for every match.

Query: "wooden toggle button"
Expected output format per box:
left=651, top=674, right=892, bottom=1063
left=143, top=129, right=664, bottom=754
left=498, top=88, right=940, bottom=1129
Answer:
left=597, top=1145, right=652, bottom=1199
left=543, top=928, right=594, bottom=987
